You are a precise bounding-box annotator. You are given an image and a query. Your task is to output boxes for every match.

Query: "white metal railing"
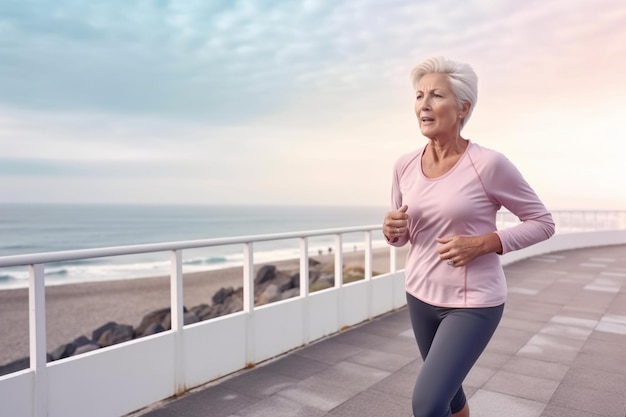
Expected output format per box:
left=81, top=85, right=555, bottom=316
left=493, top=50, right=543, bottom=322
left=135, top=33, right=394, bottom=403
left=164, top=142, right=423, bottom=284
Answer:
left=0, top=224, right=398, bottom=417
left=0, top=210, right=625, bottom=417
left=496, top=210, right=626, bottom=232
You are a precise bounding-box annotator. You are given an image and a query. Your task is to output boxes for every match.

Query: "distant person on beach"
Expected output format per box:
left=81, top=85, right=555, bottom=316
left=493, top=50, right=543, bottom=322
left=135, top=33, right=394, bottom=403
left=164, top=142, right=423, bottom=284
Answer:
left=382, top=56, right=554, bottom=417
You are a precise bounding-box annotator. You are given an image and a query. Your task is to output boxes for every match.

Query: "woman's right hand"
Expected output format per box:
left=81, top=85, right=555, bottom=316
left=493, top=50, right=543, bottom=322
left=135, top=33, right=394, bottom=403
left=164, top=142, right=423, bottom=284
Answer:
left=383, top=204, right=409, bottom=241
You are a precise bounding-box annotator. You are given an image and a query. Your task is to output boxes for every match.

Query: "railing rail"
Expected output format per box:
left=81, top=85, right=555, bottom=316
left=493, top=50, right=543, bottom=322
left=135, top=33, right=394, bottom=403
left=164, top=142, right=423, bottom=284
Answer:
left=0, top=210, right=625, bottom=417
left=2, top=210, right=624, bottom=269
left=0, top=224, right=383, bottom=268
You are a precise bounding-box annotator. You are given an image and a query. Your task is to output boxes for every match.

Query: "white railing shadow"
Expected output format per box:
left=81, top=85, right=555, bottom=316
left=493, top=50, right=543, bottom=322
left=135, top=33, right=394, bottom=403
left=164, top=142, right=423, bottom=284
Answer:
left=0, top=210, right=624, bottom=417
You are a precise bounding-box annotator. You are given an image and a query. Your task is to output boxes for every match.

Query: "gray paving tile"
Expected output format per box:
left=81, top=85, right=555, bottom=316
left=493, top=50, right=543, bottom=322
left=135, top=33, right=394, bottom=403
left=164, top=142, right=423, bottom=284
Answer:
left=372, top=335, right=421, bottom=359
left=293, top=339, right=362, bottom=364
left=549, top=314, right=599, bottom=329
left=482, top=370, right=559, bottom=403
left=550, top=385, right=626, bottom=417
left=531, top=287, right=576, bottom=305
left=275, top=376, right=359, bottom=411
left=361, top=317, right=412, bottom=338
left=572, top=351, right=626, bottom=375
left=537, top=323, right=593, bottom=340
left=502, top=306, right=556, bottom=324
left=235, top=396, right=326, bottom=417
left=587, top=327, right=626, bottom=344
left=469, top=389, right=546, bottom=417
left=325, top=389, right=410, bottom=417
left=540, top=404, right=607, bottom=417
left=330, top=327, right=390, bottom=349
left=221, top=367, right=298, bottom=398
left=345, top=347, right=414, bottom=372
left=259, top=354, right=329, bottom=380
left=581, top=338, right=626, bottom=362
left=568, top=291, right=616, bottom=312
left=517, top=333, right=586, bottom=364
left=561, top=366, right=626, bottom=395
left=464, top=365, right=497, bottom=388
left=608, top=294, right=626, bottom=313
left=368, top=360, right=421, bottom=399
left=560, top=305, right=608, bottom=320
left=500, top=356, right=569, bottom=381
left=138, top=408, right=184, bottom=417
left=595, top=314, right=626, bottom=335
left=498, top=315, right=545, bottom=333
left=473, top=351, right=512, bottom=370
left=163, top=385, right=261, bottom=417
left=463, top=385, right=478, bottom=400
left=306, top=361, right=391, bottom=392
left=485, top=327, right=535, bottom=355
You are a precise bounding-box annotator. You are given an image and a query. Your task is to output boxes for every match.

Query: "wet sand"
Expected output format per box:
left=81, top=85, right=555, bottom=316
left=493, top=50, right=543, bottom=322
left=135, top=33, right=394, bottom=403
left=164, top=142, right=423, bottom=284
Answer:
left=0, top=246, right=407, bottom=365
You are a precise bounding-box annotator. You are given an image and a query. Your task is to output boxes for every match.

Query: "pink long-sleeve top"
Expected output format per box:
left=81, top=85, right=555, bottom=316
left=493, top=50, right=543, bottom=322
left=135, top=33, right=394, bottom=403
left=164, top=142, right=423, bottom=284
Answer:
left=389, top=141, right=555, bottom=308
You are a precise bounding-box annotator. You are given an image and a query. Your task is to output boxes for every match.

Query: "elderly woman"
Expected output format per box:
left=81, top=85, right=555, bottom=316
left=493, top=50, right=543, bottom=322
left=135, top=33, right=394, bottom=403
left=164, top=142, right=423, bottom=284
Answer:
left=383, top=57, right=554, bottom=417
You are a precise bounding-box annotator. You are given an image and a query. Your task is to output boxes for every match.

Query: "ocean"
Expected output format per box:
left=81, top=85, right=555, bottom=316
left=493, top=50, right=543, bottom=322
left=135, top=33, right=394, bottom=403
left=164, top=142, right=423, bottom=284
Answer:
left=0, top=204, right=389, bottom=289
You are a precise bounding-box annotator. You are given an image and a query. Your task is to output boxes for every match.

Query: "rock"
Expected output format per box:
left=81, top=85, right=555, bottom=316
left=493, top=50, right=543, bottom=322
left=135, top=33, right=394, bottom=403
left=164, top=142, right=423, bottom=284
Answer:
left=319, top=273, right=335, bottom=286
left=136, top=321, right=166, bottom=337
left=73, top=343, right=100, bottom=356
left=257, top=284, right=280, bottom=305
left=274, top=271, right=295, bottom=292
left=281, top=288, right=300, bottom=300
left=343, top=264, right=365, bottom=282
left=190, top=304, right=213, bottom=320
left=212, top=287, right=234, bottom=305
left=135, top=307, right=170, bottom=337
left=205, top=304, right=225, bottom=320
left=0, top=357, right=30, bottom=377
left=184, top=311, right=199, bottom=325
left=50, top=342, right=77, bottom=361
left=109, top=324, right=134, bottom=345
left=97, top=323, right=134, bottom=347
left=92, top=321, right=118, bottom=343
left=50, top=336, right=95, bottom=361
left=255, top=265, right=276, bottom=284
left=223, top=293, right=243, bottom=314
left=73, top=335, right=92, bottom=348
left=290, top=269, right=321, bottom=288
left=162, top=313, right=171, bottom=330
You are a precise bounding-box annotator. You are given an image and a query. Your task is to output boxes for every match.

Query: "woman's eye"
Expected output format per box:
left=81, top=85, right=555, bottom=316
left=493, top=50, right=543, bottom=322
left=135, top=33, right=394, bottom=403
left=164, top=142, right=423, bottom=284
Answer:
left=416, top=94, right=423, bottom=100
left=434, top=94, right=442, bottom=98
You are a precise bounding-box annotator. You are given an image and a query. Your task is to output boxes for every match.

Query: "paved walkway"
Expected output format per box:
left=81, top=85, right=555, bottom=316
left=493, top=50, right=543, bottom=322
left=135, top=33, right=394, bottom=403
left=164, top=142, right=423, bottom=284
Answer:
left=130, top=245, right=626, bottom=417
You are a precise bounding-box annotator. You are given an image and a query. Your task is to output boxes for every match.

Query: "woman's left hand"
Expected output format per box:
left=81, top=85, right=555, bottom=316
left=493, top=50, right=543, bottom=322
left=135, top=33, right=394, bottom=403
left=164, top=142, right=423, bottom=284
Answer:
left=436, top=234, right=498, bottom=267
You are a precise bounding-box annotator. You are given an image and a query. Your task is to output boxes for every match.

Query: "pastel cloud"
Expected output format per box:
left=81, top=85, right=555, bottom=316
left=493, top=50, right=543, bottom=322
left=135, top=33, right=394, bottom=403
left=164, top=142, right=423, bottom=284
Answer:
left=0, top=0, right=624, bottom=207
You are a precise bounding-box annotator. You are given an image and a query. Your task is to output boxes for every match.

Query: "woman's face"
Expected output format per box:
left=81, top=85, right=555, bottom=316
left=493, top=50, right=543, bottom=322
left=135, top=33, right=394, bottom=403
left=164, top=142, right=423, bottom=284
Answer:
left=415, top=73, right=464, bottom=139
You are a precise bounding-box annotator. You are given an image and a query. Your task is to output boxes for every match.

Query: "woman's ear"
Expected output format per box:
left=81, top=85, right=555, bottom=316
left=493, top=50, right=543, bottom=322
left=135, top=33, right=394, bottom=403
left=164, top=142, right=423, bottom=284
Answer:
left=461, top=101, right=471, bottom=118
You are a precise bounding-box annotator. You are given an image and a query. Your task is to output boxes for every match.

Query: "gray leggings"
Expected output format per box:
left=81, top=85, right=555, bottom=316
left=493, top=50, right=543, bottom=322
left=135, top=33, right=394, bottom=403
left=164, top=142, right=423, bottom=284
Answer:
left=407, top=293, right=504, bottom=417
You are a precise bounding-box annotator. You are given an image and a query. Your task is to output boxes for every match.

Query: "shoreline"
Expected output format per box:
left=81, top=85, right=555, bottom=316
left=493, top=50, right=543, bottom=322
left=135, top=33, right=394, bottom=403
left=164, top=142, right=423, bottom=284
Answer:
left=0, top=246, right=407, bottom=366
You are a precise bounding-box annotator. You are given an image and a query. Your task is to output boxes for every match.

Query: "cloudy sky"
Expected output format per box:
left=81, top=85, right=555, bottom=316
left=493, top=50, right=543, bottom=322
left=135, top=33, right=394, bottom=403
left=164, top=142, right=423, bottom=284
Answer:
left=1, top=0, right=625, bottom=209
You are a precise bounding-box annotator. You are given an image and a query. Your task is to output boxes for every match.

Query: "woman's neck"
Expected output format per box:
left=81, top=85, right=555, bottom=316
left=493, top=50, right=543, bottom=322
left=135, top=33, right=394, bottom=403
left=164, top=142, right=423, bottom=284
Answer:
left=427, top=136, right=467, bottom=160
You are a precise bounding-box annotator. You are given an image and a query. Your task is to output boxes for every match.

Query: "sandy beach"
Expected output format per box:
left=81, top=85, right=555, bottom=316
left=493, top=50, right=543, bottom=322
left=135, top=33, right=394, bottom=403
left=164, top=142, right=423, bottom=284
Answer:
left=0, top=246, right=407, bottom=366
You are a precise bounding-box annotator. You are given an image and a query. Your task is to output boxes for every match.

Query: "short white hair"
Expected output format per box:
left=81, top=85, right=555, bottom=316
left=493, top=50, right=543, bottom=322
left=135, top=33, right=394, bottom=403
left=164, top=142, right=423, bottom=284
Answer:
left=410, top=57, right=478, bottom=129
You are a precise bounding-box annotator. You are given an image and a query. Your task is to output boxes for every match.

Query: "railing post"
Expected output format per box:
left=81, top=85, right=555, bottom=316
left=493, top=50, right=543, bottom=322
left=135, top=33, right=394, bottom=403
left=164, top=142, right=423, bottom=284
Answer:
left=299, top=238, right=310, bottom=345
left=364, top=231, right=373, bottom=319
left=364, top=231, right=372, bottom=281
left=170, top=250, right=185, bottom=395
left=334, top=234, right=343, bottom=328
left=334, top=234, right=343, bottom=288
left=243, top=243, right=255, bottom=366
left=390, top=246, right=397, bottom=273
left=29, top=264, right=47, bottom=417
